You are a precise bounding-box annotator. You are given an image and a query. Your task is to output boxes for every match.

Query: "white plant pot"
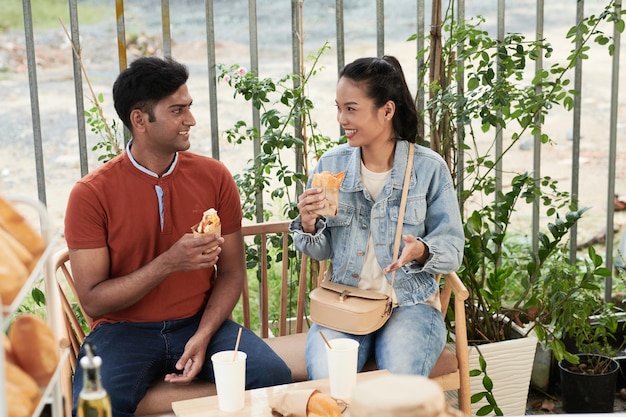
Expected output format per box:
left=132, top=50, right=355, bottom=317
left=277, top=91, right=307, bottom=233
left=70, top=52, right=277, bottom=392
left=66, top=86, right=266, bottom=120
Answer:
left=468, top=334, right=538, bottom=416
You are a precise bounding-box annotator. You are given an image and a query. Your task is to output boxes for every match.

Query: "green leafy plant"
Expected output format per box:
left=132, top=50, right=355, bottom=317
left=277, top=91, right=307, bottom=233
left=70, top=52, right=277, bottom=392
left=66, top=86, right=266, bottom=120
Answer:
left=217, top=42, right=336, bottom=222
left=84, top=93, right=123, bottom=163
left=470, top=349, right=503, bottom=416
left=528, top=245, right=622, bottom=373
left=461, top=173, right=585, bottom=344
left=413, top=0, right=624, bottom=341
left=416, top=2, right=624, bottom=196
left=217, top=43, right=342, bottom=329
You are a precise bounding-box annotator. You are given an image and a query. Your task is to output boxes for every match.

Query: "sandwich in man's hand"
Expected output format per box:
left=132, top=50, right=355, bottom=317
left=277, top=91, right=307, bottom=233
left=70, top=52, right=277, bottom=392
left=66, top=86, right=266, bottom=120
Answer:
left=192, top=208, right=221, bottom=237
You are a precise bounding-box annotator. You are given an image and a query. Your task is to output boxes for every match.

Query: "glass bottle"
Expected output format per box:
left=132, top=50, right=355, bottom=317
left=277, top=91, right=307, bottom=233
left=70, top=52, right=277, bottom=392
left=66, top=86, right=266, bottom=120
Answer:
left=77, top=344, right=112, bottom=417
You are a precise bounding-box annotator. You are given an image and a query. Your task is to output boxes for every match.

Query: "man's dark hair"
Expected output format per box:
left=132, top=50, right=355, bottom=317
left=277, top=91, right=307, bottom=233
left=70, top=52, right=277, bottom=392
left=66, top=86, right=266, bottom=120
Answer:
left=112, top=56, right=189, bottom=130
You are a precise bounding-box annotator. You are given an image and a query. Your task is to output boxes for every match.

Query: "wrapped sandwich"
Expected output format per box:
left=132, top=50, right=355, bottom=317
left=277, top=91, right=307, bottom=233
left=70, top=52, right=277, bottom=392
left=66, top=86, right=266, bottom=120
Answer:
left=269, top=389, right=341, bottom=417
left=192, top=208, right=221, bottom=237
left=311, top=171, right=345, bottom=217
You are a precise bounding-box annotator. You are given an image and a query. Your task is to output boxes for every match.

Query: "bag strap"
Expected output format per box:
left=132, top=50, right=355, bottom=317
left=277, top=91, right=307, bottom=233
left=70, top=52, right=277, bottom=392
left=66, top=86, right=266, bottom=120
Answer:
left=389, top=143, right=415, bottom=288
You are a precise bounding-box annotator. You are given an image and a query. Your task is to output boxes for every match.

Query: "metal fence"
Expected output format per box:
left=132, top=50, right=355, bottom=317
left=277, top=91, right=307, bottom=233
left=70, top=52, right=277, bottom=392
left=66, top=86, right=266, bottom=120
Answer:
left=8, top=0, right=624, bottom=298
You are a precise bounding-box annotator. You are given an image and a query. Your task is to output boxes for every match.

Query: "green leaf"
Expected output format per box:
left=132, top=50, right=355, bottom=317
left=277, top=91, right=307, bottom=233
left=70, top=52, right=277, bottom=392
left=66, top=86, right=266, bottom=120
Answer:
left=477, top=405, right=494, bottom=416
left=30, top=287, right=46, bottom=305
left=471, top=392, right=487, bottom=402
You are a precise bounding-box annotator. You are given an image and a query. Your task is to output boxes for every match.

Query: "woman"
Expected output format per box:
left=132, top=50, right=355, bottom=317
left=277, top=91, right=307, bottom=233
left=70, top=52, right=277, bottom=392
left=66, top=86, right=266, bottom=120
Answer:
left=289, top=56, right=464, bottom=378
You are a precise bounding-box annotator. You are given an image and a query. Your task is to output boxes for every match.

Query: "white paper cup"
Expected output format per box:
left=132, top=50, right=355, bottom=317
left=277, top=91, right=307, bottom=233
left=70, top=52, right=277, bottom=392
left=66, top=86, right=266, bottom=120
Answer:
left=325, top=338, right=359, bottom=400
left=211, top=350, right=247, bottom=412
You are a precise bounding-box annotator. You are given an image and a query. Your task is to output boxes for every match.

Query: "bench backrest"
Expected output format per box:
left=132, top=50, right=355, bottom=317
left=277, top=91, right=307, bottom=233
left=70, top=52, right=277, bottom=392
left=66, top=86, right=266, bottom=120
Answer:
left=238, top=220, right=314, bottom=338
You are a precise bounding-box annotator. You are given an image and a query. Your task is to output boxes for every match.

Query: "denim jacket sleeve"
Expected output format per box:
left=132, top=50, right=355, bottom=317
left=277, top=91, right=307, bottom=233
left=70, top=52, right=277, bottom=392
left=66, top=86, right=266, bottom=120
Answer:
left=289, top=216, right=333, bottom=260
left=404, top=152, right=464, bottom=275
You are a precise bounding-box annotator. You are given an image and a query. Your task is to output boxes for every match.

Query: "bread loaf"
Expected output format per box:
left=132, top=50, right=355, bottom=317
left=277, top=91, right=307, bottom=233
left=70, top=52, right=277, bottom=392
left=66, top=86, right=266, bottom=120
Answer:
left=9, top=313, right=59, bottom=386
left=5, top=384, right=33, bottom=417
left=0, top=230, right=29, bottom=305
left=3, top=332, right=18, bottom=365
left=0, top=196, right=46, bottom=258
left=306, top=391, right=341, bottom=417
left=0, top=227, right=35, bottom=271
left=5, top=361, right=40, bottom=417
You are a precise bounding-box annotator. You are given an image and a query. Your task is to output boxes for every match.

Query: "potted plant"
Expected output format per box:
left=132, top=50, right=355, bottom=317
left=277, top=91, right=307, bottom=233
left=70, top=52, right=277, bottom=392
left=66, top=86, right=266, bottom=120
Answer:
left=558, top=342, right=620, bottom=413
left=525, top=245, right=622, bottom=412
left=458, top=173, right=584, bottom=416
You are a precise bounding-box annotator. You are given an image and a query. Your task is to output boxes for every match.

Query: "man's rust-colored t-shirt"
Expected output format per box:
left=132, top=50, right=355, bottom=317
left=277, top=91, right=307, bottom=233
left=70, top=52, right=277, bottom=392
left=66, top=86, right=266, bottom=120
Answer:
left=64, top=150, right=242, bottom=329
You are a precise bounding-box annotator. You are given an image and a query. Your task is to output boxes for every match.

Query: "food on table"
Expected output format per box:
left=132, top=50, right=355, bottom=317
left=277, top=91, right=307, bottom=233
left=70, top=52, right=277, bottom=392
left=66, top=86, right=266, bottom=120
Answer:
left=306, top=390, right=341, bottom=417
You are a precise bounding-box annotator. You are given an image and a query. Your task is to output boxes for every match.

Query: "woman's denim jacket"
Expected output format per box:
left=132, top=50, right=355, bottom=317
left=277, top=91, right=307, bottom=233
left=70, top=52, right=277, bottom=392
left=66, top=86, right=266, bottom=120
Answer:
left=290, top=140, right=464, bottom=306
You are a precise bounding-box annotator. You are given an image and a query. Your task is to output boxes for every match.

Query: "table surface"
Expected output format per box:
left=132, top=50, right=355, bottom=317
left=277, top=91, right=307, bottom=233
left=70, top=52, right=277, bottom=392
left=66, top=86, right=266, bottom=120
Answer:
left=172, top=370, right=391, bottom=417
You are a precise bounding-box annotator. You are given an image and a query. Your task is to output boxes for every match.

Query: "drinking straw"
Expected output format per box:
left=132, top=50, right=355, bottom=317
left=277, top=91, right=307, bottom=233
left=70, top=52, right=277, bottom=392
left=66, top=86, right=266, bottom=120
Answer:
left=319, top=330, right=332, bottom=349
left=233, top=327, right=243, bottom=361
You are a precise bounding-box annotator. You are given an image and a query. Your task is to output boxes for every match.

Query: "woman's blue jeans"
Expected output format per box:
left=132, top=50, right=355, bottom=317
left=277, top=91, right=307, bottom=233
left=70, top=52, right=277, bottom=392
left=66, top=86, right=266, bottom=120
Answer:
left=306, top=303, right=446, bottom=379
left=71, top=316, right=292, bottom=417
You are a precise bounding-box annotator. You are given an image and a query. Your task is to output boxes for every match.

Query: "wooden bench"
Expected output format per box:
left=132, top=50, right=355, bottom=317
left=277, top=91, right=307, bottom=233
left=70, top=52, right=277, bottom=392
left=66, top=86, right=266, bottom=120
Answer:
left=55, top=220, right=470, bottom=416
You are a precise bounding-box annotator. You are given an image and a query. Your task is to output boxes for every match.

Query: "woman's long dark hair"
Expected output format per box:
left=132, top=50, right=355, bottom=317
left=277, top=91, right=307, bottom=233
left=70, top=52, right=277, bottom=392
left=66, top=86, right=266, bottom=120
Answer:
left=339, top=55, right=418, bottom=143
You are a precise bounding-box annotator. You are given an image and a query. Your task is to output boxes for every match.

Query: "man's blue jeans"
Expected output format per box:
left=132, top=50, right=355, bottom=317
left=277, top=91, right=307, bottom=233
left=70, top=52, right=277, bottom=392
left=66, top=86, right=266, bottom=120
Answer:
left=71, top=315, right=292, bottom=417
left=306, top=303, right=446, bottom=379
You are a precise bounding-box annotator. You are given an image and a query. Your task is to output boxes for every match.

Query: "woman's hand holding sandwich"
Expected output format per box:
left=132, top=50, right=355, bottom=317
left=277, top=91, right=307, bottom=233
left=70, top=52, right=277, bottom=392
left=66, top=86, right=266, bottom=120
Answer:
left=297, top=188, right=326, bottom=234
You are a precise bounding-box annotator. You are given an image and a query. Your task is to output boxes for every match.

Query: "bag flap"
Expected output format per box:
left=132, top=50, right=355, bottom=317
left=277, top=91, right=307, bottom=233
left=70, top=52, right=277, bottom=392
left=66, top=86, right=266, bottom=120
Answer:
left=319, top=281, right=390, bottom=301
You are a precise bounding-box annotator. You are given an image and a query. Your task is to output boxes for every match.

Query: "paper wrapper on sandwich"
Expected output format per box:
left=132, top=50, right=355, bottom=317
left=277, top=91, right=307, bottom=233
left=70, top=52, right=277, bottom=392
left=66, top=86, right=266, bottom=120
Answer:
left=269, top=389, right=341, bottom=417
left=192, top=208, right=221, bottom=238
left=311, top=171, right=345, bottom=217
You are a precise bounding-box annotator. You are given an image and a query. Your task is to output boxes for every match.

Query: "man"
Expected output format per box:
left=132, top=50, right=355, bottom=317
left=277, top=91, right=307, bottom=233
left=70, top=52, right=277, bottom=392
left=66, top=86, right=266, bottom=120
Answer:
left=65, top=56, right=292, bottom=416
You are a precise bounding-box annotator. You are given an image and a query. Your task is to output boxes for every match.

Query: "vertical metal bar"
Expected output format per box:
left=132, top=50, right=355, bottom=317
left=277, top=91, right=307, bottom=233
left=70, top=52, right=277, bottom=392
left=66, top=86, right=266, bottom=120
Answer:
left=605, top=0, right=622, bottom=301
left=416, top=0, right=425, bottom=141
left=249, top=0, right=263, bottom=222
left=115, top=0, right=127, bottom=71
left=292, top=0, right=304, bottom=197
left=455, top=0, right=465, bottom=206
left=68, top=0, right=89, bottom=177
left=376, top=0, right=384, bottom=56
left=115, top=0, right=131, bottom=145
left=495, top=0, right=504, bottom=197
left=22, top=0, right=47, bottom=207
left=336, top=0, right=345, bottom=74
left=205, top=0, right=220, bottom=159
left=336, top=0, right=345, bottom=138
left=161, top=0, right=172, bottom=58
left=532, top=0, right=545, bottom=256
left=569, top=0, right=584, bottom=261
